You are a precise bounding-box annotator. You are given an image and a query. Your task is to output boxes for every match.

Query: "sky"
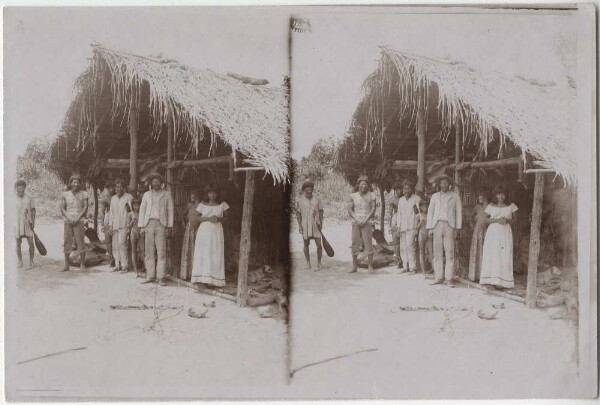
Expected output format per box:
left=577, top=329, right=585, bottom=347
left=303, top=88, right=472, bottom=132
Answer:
left=2, top=7, right=578, bottom=171
left=290, top=8, right=577, bottom=159
left=3, top=7, right=291, bottom=178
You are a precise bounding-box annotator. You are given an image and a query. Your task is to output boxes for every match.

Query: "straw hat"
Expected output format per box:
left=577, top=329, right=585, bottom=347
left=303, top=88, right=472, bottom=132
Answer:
left=434, top=174, right=454, bottom=187
left=301, top=180, right=315, bottom=191
left=147, top=173, right=165, bottom=184
left=69, top=173, right=83, bottom=184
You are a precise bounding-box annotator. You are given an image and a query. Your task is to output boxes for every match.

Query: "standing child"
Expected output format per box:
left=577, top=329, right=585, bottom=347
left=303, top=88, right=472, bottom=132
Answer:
left=468, top=192, right=489, bottom=282
left=416, top=199, right=433, bottom=278
left=128, top=198, right=145, bottom=277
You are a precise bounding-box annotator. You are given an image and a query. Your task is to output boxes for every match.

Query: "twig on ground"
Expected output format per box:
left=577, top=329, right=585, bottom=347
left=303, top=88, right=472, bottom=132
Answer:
left=109, top=304, right=183, bottom=310
left=290, top=348, right=378, bottom=377
left=18, top=347, right=87, bottom=365
left=398, top=306, right=472, bottom=312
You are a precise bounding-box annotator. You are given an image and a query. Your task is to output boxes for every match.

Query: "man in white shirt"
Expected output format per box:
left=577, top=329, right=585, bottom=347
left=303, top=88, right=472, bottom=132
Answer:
left=394, top=179, right=421, bottom=274
left=138, top=173, right=174, bottom=286
left=108, top=178, right=133, bottom=273
left=426, top=175, right=462, bottom=287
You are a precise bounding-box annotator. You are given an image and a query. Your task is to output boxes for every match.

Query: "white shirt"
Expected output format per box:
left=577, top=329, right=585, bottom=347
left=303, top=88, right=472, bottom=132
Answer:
left=438, top=191, right=453, bottom=221
left=395, top=194, right=421, bottom=231
left=150, top=190, right=162, bottom=220
left=108, top=193, right=132, bottom=230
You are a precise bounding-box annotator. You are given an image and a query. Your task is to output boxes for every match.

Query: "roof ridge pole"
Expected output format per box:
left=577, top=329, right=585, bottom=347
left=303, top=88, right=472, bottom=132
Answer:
left=416, top=86, right=426, bottom=194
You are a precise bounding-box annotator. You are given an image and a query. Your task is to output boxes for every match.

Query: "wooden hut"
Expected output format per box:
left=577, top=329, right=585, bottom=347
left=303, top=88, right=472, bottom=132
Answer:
left=49, top=45, right=290, bottom=306
left=337, top=47, right=577, bottom=308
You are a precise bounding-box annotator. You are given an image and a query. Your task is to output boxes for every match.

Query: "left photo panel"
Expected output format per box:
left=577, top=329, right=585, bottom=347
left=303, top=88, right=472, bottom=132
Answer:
left=3, top=7, right=291, bottom=400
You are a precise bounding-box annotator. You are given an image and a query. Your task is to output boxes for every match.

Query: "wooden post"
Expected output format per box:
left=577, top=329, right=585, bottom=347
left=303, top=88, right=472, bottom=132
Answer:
left=166, top=114, right=174, bottom=191
left=237, top=171, right=256, bottom=307
left=526, top=172, right=545, bottom=308
left=454, top=131, right=462, bottom=190
left=416, top=90, right=426, bottom=193
left=93, top=186, right=99, bottom=230
left=518, top=155, right=525, bottom=184
left=379, top=187, right=385, bottom=234
left=128, top=105, right=138, bottom=193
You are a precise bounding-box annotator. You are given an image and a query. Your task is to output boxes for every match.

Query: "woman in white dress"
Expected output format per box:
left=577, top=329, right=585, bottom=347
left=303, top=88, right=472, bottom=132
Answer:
left=190, top=185, right=229, bottom=288
left=479, top=186, right=518, bottom=289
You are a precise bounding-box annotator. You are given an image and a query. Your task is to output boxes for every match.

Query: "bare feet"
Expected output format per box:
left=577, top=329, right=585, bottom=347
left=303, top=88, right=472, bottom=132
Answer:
left=61, top=264, right=70, bottom=272
left=429, top=279, right=444, bottom=285
left=141, top=278, right=155, bottom=284
left=305, top=262, right=311, bottom=270
left=447, top=280, right=456, bottom=288
left=348, top=267, right=358, bottom=274
left=315, top=263, right=322, bottom=272
left=17, top=260, right=24, bottom=269
left=26, top=261, right=34, bottom=270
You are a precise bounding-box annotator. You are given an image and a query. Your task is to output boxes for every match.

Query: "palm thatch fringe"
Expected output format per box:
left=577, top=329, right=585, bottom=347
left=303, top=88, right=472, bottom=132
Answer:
left=342, top=47, right=577, bottom=184
left=63, top=44, right=289, bottom=184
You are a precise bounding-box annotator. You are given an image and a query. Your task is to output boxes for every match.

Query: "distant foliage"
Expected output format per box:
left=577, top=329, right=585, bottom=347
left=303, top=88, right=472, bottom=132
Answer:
left=293, top=137, right=353, bottom=221
left=16, top=136, right=64, bottom=218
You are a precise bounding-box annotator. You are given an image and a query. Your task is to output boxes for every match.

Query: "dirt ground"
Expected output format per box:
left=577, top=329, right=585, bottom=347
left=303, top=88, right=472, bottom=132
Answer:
left=4, top=218, right=289, bottom=400
left=287, top=219, right=584, bottom=399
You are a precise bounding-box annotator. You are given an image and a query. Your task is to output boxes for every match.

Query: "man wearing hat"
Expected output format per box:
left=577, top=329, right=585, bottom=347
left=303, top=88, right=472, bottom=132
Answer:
left=14, top=179, right=36, bottom=269
left=393, top=178, right=421, bottom=274
left=295, top=180, right=324, bottom=270
left=347, top=175, right=376, bottom=273
left=138, top=173, right=174, bottom=286
left=426, top=174, right=462, bottom=287
left=107, top=178, right=133, bottom=273
left=59, top=173, right=88, bottom=272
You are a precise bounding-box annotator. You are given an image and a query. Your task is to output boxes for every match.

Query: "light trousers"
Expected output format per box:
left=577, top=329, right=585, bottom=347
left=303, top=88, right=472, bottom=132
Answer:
left=144, top=219, right=166, bottom=280
left=432, top=220, right=455, bottom=281
left=112, top=228, right=129, bottom=269
left=399, top=229, right=417, bottom=270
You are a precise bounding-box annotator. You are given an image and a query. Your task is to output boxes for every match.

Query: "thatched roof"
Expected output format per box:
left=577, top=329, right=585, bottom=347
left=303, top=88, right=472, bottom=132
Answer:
left=339, top=47, right=577, bottom=184
left=53, top=44, right=289, bottom=183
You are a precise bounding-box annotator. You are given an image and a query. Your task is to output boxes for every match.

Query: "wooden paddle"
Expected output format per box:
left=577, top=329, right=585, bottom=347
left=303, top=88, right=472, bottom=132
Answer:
left=32, top=229, right=47, bottom=256
left=321, top=233, right=334, bottom=257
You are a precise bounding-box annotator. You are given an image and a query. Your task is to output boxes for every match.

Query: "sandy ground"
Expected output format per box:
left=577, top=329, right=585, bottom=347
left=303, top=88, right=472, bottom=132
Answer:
left=4, top=218, right=289, bottom=400
left=287, top=219, right=584, bottom=399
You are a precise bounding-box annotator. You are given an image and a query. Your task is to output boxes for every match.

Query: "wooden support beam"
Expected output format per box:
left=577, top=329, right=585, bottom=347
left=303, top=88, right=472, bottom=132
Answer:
left=233, top=166, right=266, bottom=172
left=237, top=171, right=256, bottom=307
left=526, top=172, right=545, bottom=308
left=416, top=89, right=426, bottom=193
left=524, top=168, right=555, bottom=174
left=93, top=186, right=99, bottom=230
left=454, top=131, right=462, bottom=190
left=390, top=157, right=521, bottom=171
left=518, top=156, right=525, bottom=183
left=166, top=112, right=174, bottom=191
left=128, top=105, right=139, bottom=192
left=379, top=187, right=386, bottom=234
left=161, top=155, right=232, bottom=168
left=164, top=275, right=235, bottom=302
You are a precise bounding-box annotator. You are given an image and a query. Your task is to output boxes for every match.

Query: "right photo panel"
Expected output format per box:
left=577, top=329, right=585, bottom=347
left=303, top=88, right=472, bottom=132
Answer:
left=288, top=6, right=596, bottom=399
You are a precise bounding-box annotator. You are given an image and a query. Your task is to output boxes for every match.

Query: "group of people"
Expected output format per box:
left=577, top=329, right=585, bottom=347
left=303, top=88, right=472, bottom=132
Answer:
left=295, top=174, right=519, bottom=290
left=14, top=172, right=230, bottom=290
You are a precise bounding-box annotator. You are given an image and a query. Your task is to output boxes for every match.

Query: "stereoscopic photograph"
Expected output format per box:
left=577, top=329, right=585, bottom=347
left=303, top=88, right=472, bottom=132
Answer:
left=2, top=4, right=597, bottom=402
